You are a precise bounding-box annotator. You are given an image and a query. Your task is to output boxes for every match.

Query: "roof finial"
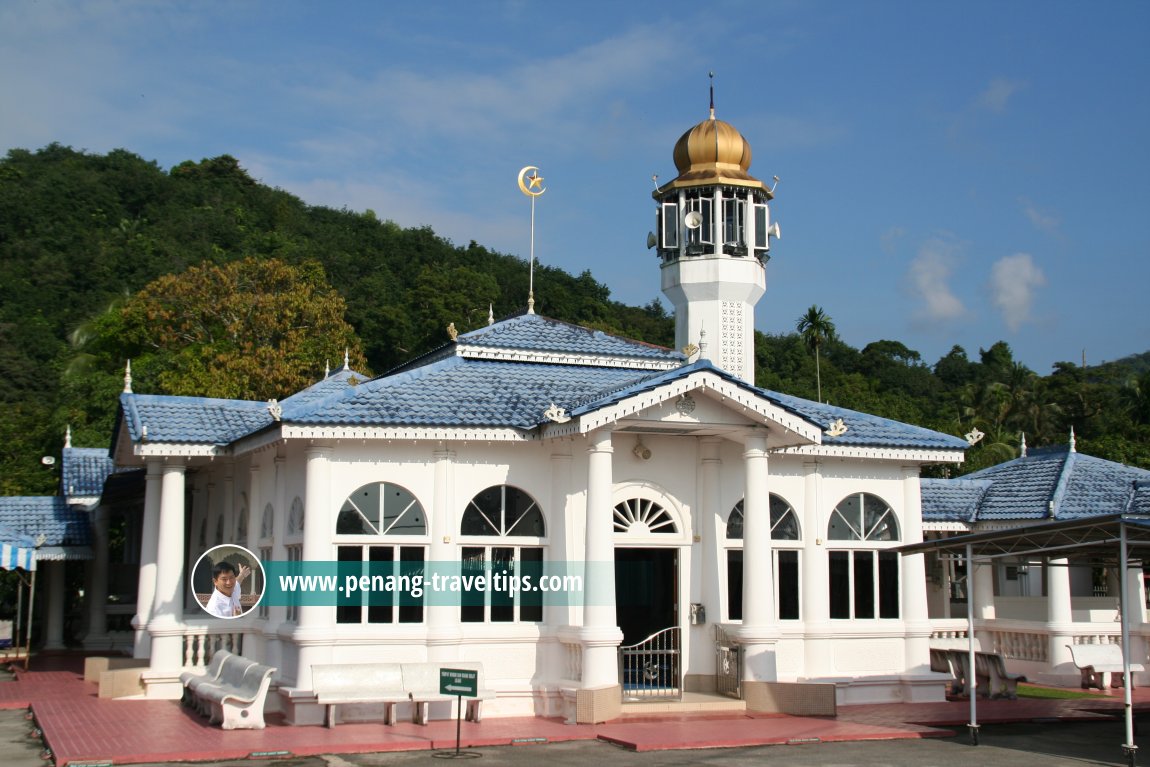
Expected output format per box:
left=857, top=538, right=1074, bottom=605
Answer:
left=343, top=348, right=350, bottom=370
left=64, top=425, right=72, bottom=449
left=1069, top=425, right=1076, bottom=453
left=123, top=360, right=133, bottom=393
left=324, top=359, right=330, bottom=378
left=1020, top=432, right=1027, bottom=457
left=708, top=71, right=715, bottom=119
left=698, top=328, right=708, bottom=358
left=487, top=304, right=494, bottom=326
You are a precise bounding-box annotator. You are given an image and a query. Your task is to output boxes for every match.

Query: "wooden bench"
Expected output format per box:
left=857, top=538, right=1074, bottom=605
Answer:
left=184, top=652, right=275, bottom=729
left=1067, top=643, right=1144, bottom=690
left=312, top=663, right=409, bottom=727
left=309, top=661, right=497, bottom=726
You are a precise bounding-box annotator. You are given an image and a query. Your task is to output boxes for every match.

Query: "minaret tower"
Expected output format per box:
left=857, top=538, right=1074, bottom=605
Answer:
left=652, top=84, right=777, bottom=383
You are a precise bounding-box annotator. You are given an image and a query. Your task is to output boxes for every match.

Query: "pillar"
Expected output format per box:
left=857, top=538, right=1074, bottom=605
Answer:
left=84, top=505, right=110, bottom=648
left=148, top=459, right=187, bottom=670
left=972, top=559, right=997, bottom=649
left=42, top=561, right=67, bottom=650
left=738, top=431, right=777, bottom=681
left=426, top=444, right=462, bottom=660
left=133, top=460, right=162, bottom=658
left=900, top=466, right=931, bottom=672
left=579, top=428, right=622, bottom=689
left=293, top=444, right=334, bottom=689
left=1047, top=557, right=1075, bottom=673
left=801, top=460, right=832, bottom=676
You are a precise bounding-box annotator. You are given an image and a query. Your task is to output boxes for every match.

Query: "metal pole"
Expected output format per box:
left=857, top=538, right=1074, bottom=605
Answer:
left=1119, top=521, right=1137, bottom=766
left=24, top=568, right=36, bottom=671
left=528, top=194, right=535, bottom=313
left=967, top=543, right=979, bottom=745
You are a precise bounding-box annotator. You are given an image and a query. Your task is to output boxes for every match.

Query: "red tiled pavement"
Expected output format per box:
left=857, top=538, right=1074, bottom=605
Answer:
left=4, top=656, right=1148, bottom=765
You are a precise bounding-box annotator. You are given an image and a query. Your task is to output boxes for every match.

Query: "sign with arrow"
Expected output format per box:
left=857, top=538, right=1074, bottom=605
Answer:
left=439, top=667, right=478, bottom=698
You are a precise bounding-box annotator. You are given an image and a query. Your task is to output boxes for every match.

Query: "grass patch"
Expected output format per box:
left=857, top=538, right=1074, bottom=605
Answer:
left=1016, top=683, right=1109, bottom=700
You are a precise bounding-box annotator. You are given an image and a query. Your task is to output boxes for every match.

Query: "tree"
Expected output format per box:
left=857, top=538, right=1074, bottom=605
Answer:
left=796, top=305, right=836, bottom=402
left=88, top=257, right=367, bottom=401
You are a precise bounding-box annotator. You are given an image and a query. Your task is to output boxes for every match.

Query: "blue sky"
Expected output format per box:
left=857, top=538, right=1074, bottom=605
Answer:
left=3, top=1, right=1147, bottom=374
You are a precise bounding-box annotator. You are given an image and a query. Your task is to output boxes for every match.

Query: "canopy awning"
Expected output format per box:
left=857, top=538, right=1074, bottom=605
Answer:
left=0, top=526, right=37, bottom=572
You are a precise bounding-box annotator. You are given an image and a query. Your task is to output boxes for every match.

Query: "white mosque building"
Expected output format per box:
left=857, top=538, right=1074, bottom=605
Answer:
left=76, top=104, right=976, bottom=723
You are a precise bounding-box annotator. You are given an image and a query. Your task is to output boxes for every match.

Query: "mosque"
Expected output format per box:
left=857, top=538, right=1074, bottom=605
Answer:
left=7, top=102, right=995, bottom=723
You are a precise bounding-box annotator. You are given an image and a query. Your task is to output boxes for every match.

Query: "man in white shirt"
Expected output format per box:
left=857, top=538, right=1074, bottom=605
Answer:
left=205, top=561, right=251, bottom=618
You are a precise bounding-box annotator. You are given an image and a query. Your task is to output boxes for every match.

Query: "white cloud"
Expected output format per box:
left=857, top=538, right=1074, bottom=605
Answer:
left=1019, top=197, right=1060, bottom=235
left=907, top=238, right=966, bottom=322
left=990, top=252, right=1046, bottom=331
left=976, top=77, right=1027, bottom=112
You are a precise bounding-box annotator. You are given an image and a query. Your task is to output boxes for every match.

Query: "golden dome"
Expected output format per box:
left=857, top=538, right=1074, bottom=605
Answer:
left=659, top=113, right=769, bottom=196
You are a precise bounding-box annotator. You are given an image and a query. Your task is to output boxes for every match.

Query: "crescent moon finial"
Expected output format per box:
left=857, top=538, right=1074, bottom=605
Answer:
left=518, top=165, right=546, bottom=197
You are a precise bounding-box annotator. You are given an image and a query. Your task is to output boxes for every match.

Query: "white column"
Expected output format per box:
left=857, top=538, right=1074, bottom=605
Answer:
left=427, top=444, right=462, bottom=661
left=972, top=560, right=997, bottom=650
left=801, top=460, right=832, bottom=676
left=293, top=444, right=334, bottom=689
left=547, top=449, right=573, bottom=628
left=84, top=505, right=110, bottom=647
left=698, top=438, right=722, bottom=625
left=900, top=466, right=931, bottom=672
left=133, top=460, right=162, bottom=658
left=148, top=460, right=187, bottom=670
left=221, top=465, right=235, bottom=543
left=1047, top=557, right=1075, bottom=672
left=42, top=561, right=67, bottom=650
left=738, top=431, right=777, bottom=681
left=580, top=428, right=622, bottom=689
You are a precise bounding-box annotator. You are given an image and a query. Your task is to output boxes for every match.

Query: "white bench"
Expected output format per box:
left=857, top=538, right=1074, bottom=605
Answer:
left=402, top=662, right=496, bottom=724
left=180, top=649, right=234, bottom=710
left=186, top=653, right=276, bottom=729
left=312, top=663, right=409, bottom=727
left=309, top=661, right=497, bottom=726
left=1067, top=643, right=1144, bottom=690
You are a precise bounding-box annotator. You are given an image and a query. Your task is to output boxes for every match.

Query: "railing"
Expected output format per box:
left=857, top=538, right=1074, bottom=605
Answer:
left=714, top=624, right=741, bottom=699
left=182, top=627, right=243, bottom=667
left=619, top=627, right=681, bottom=701
left=561, top=638, right=583, bottom=684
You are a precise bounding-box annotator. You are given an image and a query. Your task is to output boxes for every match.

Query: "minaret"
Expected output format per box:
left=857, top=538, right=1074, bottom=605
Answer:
left=652, top=87, right=777, bottom=383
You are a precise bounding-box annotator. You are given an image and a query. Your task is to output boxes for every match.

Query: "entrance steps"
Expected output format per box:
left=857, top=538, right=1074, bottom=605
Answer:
left=621, top=691, right=746, bottom=715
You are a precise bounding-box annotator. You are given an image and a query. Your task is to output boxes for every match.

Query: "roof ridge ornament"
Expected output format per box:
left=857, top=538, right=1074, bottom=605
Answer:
left=827, top=418, right=849, bottom=437
left=123, top=360, right=133, bottom=394
left=1069, top=425, right=1076, bottom=452
left=708, top=70, right=715, bottom=120
left=488, top=304, right=494, bottom=326
left=64, top=425, right=72, bottom=449
left=325, top=359, right=330, bottom=378
left=447, top=322, right=459, bottom=341
left=543, top=402, right=570, bottom=423
left=965, top=427, right=984, bottom=446
left=1020, top=432, right=1027, bottom=457
left=343, top=348, right=350, bottom=370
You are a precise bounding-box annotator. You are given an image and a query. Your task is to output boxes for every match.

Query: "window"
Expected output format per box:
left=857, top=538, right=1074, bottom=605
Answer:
left=285, top=544, right=302, bottom=622
left=721, top=191, right=745, bottom=248
left=660, top=202, right=679, bottom=249
left=753, top=203, right=770, bottom=250
left=725, top=495, right=801, bottom=621
left=338, top=482, right=426, bottom=536
left=614, top=498, right=677, bottom=534
left=827, top=493, right=900, bottom=619
left=336, top=544, right=425, bottom=624
left=684, top=193, right=713, bottom=250
left=460, top=486, right=545, bottom=623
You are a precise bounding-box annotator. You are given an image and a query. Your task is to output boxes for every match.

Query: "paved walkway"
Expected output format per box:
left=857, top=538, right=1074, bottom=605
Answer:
left=2, top=655, right=1147, bottom=766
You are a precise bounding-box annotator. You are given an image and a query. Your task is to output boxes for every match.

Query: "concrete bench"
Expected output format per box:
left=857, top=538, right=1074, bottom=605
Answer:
left=179, top=649, right=234, bottom=710
left=976, top=651, right=1027, bottom=699
left=312, top=663, right=409, bottom=727
left=1067, top=643, right=1144, bottom=690
left=185, top=652, right=275, bottom=729
left=402, top=662, right=496, bottom=724
left=310, top=661, right=496, bottom=726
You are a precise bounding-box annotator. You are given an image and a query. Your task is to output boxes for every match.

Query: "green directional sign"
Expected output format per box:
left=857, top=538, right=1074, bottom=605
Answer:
left=439, top=667, right=478, bottom=697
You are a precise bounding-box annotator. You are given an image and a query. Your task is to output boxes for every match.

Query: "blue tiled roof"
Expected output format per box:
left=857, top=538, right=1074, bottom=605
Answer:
left=280, top=366, right=370, bottom=418
left=761, top=390, right=970, bottom=450
left=120, top=392, right=273, bottom=445
left=1130, top=481, right=1150, bottom=516
left=294, top=356, right=657, bottom=430
left=61, top=447, right=115, bottom=498
left=459, top=313, right=681, bottom=361
left=921, top=478, right=992, bottom=523
left=0, top=497, right=91, bottom=548
left=923, top=446, right=1150, bottom=523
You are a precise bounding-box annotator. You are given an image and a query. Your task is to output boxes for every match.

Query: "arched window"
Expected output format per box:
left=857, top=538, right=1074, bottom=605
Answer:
left=335, top=482, right=427, bottom=626
left=461, top=485, right=544, bottom=537
left=613, top=498, right=677, bottom=534
left=460, top=486, right=544, bottom=624
left=827, top=492, right=900, bottom=620
left=724, top=495, right=801, bottom=621
left=338, top=482, right=427, bottom=536
left=828, top=492, right=899, bottom=541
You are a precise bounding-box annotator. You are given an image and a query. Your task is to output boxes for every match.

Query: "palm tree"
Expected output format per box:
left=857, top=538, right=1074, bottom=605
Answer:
left=796, top=305, right=836, bottom=402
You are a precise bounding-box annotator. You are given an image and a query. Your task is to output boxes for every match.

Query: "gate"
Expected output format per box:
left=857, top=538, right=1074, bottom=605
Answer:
left=714, top=624, right=742, bottom=698
left=619, top=626, right=681, bottom=701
